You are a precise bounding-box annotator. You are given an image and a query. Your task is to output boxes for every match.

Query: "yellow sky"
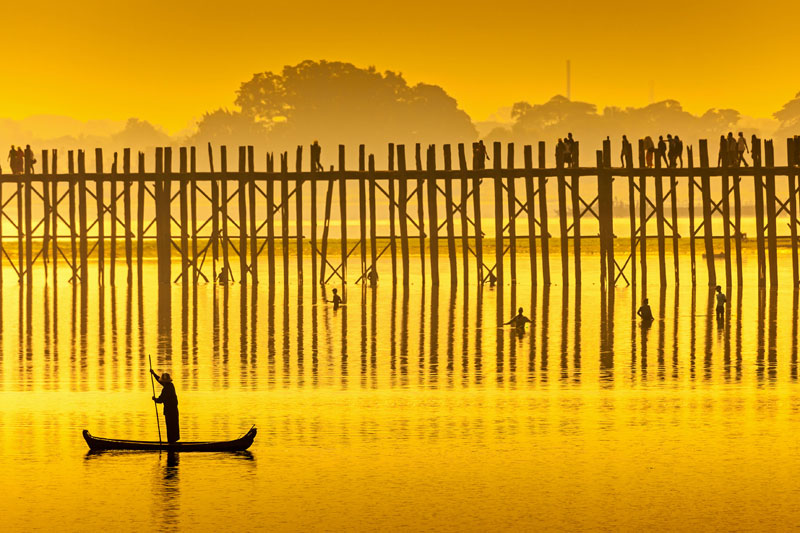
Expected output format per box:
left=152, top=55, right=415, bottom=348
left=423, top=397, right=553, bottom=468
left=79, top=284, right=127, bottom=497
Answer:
left=2, top=0, right=799, bottom=132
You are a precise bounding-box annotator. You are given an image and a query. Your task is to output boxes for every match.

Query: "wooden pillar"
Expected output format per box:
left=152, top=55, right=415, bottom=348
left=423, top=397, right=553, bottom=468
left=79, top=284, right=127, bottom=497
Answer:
left=765, top=140, right=778, bottom=287
left=123, top=149, right=132, bottom=284
left=266, top=153, right=276, bottom=285
left=626, top=142, right=636, bottom=286
left=388, top=143, right=397, bottom=284
left=505, top=143, right=517, bottom=284
left=397, top=145, right=409, bottom=286
left=51, top=149, right=59, bottom=285
left=492, top=142, right=503, bottom=287
left=472, top=143, right=484, bottom=285
left=699, top=140, right=716, bottom=287
left=721, top=159, right=733, bottom=288
left=638, top=140, right=647, bottom=294
left=136, top=151, right=144, bottom=283
left=602, top=139, right=614, bottom=289
left=42, top=150, right=50, bottom=274
left=571, top=152, right=581, bottom=285
left=190, top=147, right=198, bottom=283
left=248, top=146, right=258, bottom=285
left=238, top=146, right=248, bottom=285
left=24, top=150, right=32, bottom=287
left=654, top=152, right=667, bottom=286
left=358, top=145, right=367, bottom=280
left=319, top=168, right=334, bottom=284
left=538, top=142, right=550, bottom=285
left=415, top=144, right=426, bottom=282
left=295, top=146, right=304, bottom=283
left=110, top=152, right=117, bottom=286
left=427, top=145, right=440, bottom=286
left=156, top=147, right=172, bottom=286
left=220, top=146, right=231, bottom=280
left=556, top=146, right=569, bottom=286
left=338, top=146, right=347, bottom=285
left=753, top=138, right=766, bottom=287
left=309, top=145, right=317, bottom=287
left=687, top=147, right=696, bottom=285
left=95, top=148, right=104, bottom=285
left=68, top=151, right=77, bottom=283
left=443, top=145, right=457, bottom=286
left=733, top=161, right=744, bottom=286
left=669, top=166, right=679, bottom=284
left=596, top=151, right=606, bottom=285
left=524, top=145, right=537, bottom=286
left=368, top=154, right=378, bottom=280
left=78, top=150, right=88, bottom=285
left=788, top=138, right=799, bottom=287
left=208, top=143, right=218, bottom=280
left=280, top=151, right=289, bottom=282
left=458, top=144, right=470, bottom=284
left=180, top=147, right=190, bottom=285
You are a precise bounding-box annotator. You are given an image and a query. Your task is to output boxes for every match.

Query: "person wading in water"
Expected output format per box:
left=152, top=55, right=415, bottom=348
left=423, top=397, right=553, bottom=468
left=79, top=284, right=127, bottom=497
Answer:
left=150, top=369, right=180, bottom=443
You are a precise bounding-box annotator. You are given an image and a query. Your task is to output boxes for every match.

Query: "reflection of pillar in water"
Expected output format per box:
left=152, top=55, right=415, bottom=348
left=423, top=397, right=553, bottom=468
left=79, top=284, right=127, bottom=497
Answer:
left=296, top=286, right=303, bottom=385
left=399, top=286, right=409, bottom=387
left=528, top=286, right=537, bottom=382
left=735, top=284, right=743, bottom=381
left=240, top=281, right=248, bottom=388
left=689, top=286, right=696, bottom=379
left=267, top=284, right=275, bottom=385
left=559, top=285, right=568, bottom=382
left=157, top=280, right=171, bottom=364
left=573, top=284, right=581, bottom=383
left=791, top=289, right=798, bottom=382
left=539, top=285, right=549, bottom=381
left=767, top=288, right=778, bottom=381
left=672, top=286, right=679, bottom=381
left=370, top=286, right=378, bottom=388
left=251, top=282, right=258, bottom=379
left=658, top=286, right=666, bottom=380
left=446, top=287, right=455, bottom=381
left=429, top=285, right=439, bottom=386
left=756, top=288, right=765, bottom=381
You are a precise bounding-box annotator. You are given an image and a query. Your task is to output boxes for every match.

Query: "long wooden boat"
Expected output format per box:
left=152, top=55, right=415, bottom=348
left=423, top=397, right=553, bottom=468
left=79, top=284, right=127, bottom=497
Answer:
left=82, top=426, right=257, bottom=452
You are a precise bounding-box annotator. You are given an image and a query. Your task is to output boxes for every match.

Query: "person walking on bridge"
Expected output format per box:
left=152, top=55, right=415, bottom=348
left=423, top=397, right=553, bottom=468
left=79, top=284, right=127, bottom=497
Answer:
left=736, top=132, right=749, bottom=167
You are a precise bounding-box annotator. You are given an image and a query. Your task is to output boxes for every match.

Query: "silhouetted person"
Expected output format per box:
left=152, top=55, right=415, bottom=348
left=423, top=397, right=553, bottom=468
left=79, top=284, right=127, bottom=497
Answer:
left=674, top=135, right=683, bottom=167
left=565, top=132, right=576, bottom=167
left=644, top=136, right=655, bottom=168
left=474, top=140, right=489, bottom=170
left=717, top=135, right=727, bottom=167
left=751, top=134, right=761, bottom=166
left=311, top=140, right=323, bottom=171
left=8, top=145, right=17, bottom=174
left=217, top=266, right=229, bottom=284
left=657, top=136, right=668, bottom=167
left=556, top=138, right=566, bottom=166
left=331, top=287, right=342, bottom=310
left=715, top=285, right=727, bottom=321
left=727, top=132, right=737, bottom=167
left=15, top=146, right=23, bottom=174
left=505, top=307, right=531, bottom=331
left=736, top=132, right=749, bottom=167
left=620, top=135, right=631, bottom=167
left=637, top=298, right=654, bottom=322
left=366, top=267, right=378, bottom=287
left=487, top=271, right=497, bottom=287
left=150, top=370, right=180, bottom=443
left=667, top=134, right=676, bottom=167
left=23, top=144, right=35, bottom=174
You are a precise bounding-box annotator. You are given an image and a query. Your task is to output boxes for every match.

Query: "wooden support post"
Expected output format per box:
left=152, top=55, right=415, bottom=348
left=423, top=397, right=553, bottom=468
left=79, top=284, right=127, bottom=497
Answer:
left=319, top=169, right=334, bottom=284
left=721, top=161, right=733, bottom=288
left=369, top=153, right=378, bottom=278
left=733, top=158, right=744, bottom=287
left=24, top=151, right=32, bottom=287
left=687, top=147, right=696, bottom=285
left=571, top=152, right=581, bottom=286
left=280, top=151, right=289, bottom=282
left=180, top=147, right=189, bottom=285
left=444, top=145, right=457, bottom=285
left=388, top=143, right=397, bottom=284
left=238, top=146, right=248, bottom=284
left=95, top=148, right=104, bottom=285
left=669, top=165, right=679, bottom=284
left=78, top=150, right=88, bottom=285
left=158, top=147, right=172, bottom=286
left=358, top=145, right=367, bottom=280
left=506, top=143, right=517, bottom=284
left=220, top=146, right=231, bottom=281
left=397, top=145, right=409, bottom=286
left=248, top=146, right=258, bottom=285
left=416, top=144, right=426, bottom=282
left=266, top=153, right=276, bottom=285
left=538, top=142, right=550, bottom=285
left=603, top=140, right=614, bottom=289
left=190, top=147, right=198, bottom=283
left=123, top=149, right=132, bottom=284
left=472, top=143, right=484, bottom=285
left=524, top=145, right=537, bottom=285
left=638, top=140, right=647, bottom=293
left=699, top=140, right=716, bottom=287
left=68, top=151, right=77, bottom=283
left=753, top=138, right=766, bottom=287
left=458, top=144, right=470, bottom=284
left=338, top=146, right=347, bottom=285
left=110, top=152, right=117, bottom=285
left=208, top=143, right=218, bottom=280
left=765, top=140, right=778, bottom=287
left=596, top=151, right=606, bottom=285
left=493, top=142, right=503, bottom=287
left=788, top=138, right=799, bottom=287
left=136, top=151, right=144, bottom=283
left=51, top=149, right=59, bottom=285
left=626, top=142, right=636, bottom=286
left=556, top=145, right=569, bottom=286
left=309, top=145, right=318, bottom=287
left=295, top=146, right=304, bottom=283
left=42, top=150, right=50, bottom=273
left=427, top=145, right=440, bottom=286
left=654, top=151, right=667, bottom=286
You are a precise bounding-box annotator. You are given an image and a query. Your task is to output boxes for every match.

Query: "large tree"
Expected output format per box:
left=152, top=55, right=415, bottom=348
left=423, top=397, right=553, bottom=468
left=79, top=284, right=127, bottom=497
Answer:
left=774, top=91, right=800, bottom=138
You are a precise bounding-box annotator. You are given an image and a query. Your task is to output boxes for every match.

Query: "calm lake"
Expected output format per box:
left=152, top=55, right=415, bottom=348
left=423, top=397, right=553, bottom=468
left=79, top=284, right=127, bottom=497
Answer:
left=1, top=249, right=800, bottom=531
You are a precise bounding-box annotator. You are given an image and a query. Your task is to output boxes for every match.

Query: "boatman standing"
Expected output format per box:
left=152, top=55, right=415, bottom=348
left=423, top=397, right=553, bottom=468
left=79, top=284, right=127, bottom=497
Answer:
left=150, top=369, right=180, bottom=443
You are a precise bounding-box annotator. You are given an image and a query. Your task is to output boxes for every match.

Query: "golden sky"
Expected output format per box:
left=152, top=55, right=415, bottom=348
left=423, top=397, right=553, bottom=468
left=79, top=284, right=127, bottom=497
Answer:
left=3, top=0, right=799, bottom=132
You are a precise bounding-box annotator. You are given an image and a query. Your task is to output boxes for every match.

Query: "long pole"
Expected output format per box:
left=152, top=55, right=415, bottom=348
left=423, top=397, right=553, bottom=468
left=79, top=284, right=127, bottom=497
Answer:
left=148, top=354, right=162, bottom=445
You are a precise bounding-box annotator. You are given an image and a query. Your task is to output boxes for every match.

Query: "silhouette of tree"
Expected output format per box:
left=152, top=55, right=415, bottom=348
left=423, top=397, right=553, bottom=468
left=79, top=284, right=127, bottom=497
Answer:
left=111, top=118, right=171, bottom=147
left=189, top=109, right=268, bottom=146
left=774, top=91, right=800, bottom=138
left=231, top=60, right=476, bottom=149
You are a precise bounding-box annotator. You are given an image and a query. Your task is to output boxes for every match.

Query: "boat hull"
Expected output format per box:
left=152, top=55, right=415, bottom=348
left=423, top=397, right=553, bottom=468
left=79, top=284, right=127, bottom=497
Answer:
left=82, top=427, right=257, bottom=452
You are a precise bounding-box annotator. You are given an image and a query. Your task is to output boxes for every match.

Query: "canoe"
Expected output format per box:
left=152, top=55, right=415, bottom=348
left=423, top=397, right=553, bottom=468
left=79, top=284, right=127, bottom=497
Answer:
left=82, top=426, right=257, bottom=452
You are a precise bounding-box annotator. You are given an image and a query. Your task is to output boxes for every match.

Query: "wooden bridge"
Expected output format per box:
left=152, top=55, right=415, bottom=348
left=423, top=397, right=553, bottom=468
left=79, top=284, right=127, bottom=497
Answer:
left=2, top=137, right=799, bottom=295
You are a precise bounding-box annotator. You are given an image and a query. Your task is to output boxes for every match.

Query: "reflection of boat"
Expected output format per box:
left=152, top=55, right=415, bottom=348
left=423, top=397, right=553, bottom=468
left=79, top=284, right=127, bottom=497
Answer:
left=82, top=426, right=257, bottom=452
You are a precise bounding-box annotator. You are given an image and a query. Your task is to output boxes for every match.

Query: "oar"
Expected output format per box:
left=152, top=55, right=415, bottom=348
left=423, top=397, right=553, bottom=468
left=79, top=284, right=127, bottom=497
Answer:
left=148, top=354, right=163, bottom=447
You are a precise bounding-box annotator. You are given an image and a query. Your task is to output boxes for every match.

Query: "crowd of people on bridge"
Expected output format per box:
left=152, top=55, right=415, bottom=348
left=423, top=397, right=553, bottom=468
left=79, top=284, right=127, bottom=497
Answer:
left=718, top=132, right=750, bottom=168
left=6, top=145, right=36, bottom=175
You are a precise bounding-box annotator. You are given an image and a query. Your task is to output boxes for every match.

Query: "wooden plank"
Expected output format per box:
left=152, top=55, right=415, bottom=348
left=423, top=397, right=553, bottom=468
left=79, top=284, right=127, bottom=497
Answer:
left=687, top=147, right=696, bottom=285
left=443, top=145, right=457, bottom=285
left=524, top=145, right=537, bottom=285
left=388, top=143, right=397, bottom=284
left=136, top=151, right=144, bottom=283
left=556, top=143, right=569, bottom=286
left=538, top=142, right=550, bottom=285
left=397, top=145, right=409, bottom=286
left=78, top=150, right=88, bottom=285
left=110, top=152, right=117, bottom=285
left=427, top=145, right=440, bottom=286
left=506, top=143, right=517, bottom=284
left=699, top=140, right=716, bottom=287
left=369, top=153, right=378, bottom=279
left=123, top=148, right=132, bottom=284
left=472, top=143, right=484, bottom=285
left=266, top=152, right=276, bottom=285
left=338, top=146, right=347, bottom=286
left=238, top=146, right=248, bottom=285
left=493, top=142, right=503, bottom=287
left=764, top=140, right=778, bottom=286
left=95, top=148, right=104, bottom=284
left=248, top=146, right=258, bottom=285
left=753, top=138, right=766, bottom=287
left=638, top=140, right=647, bottom=294
left=416, top=143, right=426, bottom=282
left=458, top=144, right=470, bottom=284
left=654, top=151, right=666, bottom=286
left=180, top=147, right=189, bottom=285
left=788, top=138, right=799, bottom=287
